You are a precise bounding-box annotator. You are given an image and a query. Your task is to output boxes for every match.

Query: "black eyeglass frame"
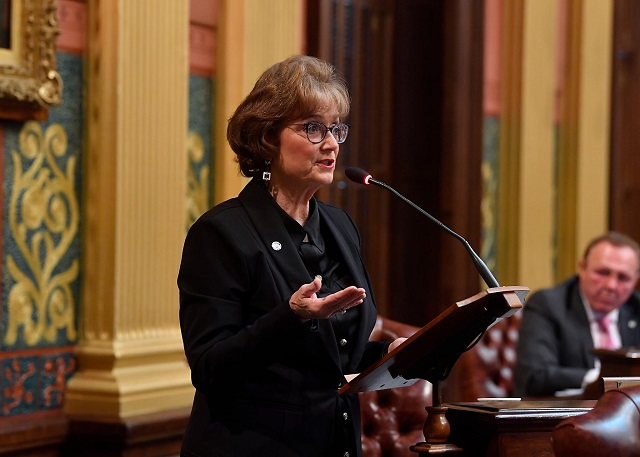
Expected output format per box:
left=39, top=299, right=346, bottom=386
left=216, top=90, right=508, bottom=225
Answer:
left=290, top=122, right=350, bottom=144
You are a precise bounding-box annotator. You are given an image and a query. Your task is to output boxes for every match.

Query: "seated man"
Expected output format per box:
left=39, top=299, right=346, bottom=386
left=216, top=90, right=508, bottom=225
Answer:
left=515, top=231, right=640, bottom=397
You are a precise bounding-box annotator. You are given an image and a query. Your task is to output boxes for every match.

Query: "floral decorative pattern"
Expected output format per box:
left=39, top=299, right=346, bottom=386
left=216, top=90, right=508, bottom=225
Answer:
left=4, top=122, right=78, bottom=347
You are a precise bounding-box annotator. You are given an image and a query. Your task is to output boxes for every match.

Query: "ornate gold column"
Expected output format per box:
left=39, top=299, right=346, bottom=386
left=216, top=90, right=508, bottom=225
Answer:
left=498, top=0, right=557, bottom=290
left=496, top=0, right=524, bottom=287
left=518, top=0, right=558, bottom=289
left=556, top=0, right=612, bottom=279
left=65, top=0, right=193, bottom=418
left=214, top=0, right=304, bottom=203
left=499, top=0, right=613, bottom=288
left=574, top=0, right=612, bottom=251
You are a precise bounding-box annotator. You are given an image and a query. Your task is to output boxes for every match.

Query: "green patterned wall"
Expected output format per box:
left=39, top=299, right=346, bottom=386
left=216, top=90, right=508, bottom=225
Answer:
left=187, top=74, right=213, bottom=227
left=0, top=52, right=83, bottom=416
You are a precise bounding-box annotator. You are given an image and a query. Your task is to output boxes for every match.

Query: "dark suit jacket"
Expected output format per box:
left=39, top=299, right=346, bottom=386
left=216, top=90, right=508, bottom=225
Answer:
left=514, top=275, right=640, bottom=397
left=178, top=178, right=386, bottom=457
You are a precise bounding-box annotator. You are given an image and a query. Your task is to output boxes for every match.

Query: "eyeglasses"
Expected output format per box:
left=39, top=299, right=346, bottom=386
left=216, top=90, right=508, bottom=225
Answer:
left=290, top=122, right=350, bottom=144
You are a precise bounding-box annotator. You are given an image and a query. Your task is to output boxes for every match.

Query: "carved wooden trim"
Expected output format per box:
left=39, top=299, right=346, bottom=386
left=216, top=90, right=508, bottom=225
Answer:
left=0, top=0, right=63, bottom=120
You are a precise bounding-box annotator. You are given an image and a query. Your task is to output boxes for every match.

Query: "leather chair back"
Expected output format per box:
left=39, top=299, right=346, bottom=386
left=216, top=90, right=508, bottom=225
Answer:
left=443, top=313, right=521, bottom=401
left=552, top=384, right=640, bottom=457
left=360, top=312, right=523, bottom=456
left=361, top=316, right=432, bottom=457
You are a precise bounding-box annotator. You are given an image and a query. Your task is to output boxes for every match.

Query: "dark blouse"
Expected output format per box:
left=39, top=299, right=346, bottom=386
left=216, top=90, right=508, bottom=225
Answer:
left=271, top=196, right=362, bottom=372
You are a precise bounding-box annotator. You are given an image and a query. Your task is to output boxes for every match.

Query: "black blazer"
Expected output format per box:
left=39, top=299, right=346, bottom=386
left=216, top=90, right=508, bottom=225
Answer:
left=514, top=275, right=640, bottom=397
left=178, top=178, right=387, bottom=457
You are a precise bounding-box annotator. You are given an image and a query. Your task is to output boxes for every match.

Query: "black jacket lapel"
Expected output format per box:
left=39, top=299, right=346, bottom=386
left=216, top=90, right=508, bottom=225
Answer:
left=238, top=179, right=313, bottom=300
left=238, top=180, right=344, bottom=373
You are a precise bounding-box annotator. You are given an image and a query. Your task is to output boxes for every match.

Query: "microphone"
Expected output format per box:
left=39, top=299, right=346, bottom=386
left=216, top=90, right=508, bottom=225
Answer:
left=344, top=167, right=500, bottom=288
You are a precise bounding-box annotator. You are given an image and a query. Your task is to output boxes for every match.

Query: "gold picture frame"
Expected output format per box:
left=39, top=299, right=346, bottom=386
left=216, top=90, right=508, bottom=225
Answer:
left=0, top=0, right=62, bottom=121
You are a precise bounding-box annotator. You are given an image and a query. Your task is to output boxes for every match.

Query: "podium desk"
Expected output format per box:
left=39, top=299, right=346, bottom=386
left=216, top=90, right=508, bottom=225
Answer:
left=442, top=400, right=595, bottom=457
left=594, top=348, right=640, bottom=377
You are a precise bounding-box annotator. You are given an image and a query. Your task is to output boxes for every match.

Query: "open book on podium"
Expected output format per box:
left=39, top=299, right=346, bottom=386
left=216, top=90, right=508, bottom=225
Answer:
left=339, top=286, right=529, bottom=395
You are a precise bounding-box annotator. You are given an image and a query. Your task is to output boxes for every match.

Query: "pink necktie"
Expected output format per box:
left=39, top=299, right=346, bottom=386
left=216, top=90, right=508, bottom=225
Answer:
left=596, top=315, right=616, bottom=350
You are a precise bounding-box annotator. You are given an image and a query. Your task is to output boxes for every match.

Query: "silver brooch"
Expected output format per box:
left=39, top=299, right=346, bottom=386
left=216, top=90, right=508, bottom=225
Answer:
left=271, top=241, right=282, bottom=251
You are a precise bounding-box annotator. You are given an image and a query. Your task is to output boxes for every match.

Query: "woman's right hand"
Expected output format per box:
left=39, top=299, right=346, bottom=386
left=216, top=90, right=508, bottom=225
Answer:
left=289, top=276, right=366, bottom=321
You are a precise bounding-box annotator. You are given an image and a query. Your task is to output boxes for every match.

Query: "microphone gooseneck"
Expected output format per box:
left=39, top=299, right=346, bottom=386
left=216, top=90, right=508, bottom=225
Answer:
left=344, top=167, right=500, bottom=288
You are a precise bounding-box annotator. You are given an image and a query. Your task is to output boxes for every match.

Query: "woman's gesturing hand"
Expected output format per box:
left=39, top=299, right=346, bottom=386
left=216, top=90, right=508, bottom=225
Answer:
left=290, top=276, right=366, bottom=321
left=387, top=337, right=407, bottom=353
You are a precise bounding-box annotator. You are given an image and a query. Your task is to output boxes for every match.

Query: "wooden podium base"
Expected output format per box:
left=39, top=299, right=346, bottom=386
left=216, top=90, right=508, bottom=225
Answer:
left=410, top=406, right=464, bottom=455
left=445, top=399, right=595, bottom=456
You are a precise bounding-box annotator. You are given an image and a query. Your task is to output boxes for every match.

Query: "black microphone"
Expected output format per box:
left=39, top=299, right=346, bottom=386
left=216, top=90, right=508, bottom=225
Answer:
left=345, top=167, right=500, bottom=288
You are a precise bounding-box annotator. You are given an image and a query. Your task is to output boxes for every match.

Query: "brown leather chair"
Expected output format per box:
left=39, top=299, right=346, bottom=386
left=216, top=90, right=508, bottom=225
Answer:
left=552, top=384, right=640, bottom=457
left=442, top=313, right=522, bottom=402
left=359, top=311, right=522, bottom=456
left=360, top=316, right=432, bottom=457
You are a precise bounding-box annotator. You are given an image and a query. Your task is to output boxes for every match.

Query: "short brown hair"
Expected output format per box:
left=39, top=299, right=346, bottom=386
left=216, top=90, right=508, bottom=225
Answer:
left=582, top=231, right=640, bottom=268
left=227, top=55, right=350, bottom=178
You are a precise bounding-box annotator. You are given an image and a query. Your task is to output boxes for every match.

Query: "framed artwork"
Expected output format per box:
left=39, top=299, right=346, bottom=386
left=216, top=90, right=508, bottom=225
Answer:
left=0, top=0, right=62, bottom=121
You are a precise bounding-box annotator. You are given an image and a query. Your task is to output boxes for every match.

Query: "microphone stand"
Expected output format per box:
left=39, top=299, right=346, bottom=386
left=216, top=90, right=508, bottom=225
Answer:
left=347, top=169, right=505, bottom=454
left=366, top=176, right=500, bottom=289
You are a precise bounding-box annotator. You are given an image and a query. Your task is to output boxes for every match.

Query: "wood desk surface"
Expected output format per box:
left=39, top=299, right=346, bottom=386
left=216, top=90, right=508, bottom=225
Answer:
left=443, top=400, right=595, bottom=456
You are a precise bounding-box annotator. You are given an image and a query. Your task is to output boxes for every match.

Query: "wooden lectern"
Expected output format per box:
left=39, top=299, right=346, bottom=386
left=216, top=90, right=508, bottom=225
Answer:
left=594, top=348, right=640, bottom=377
left=583, top=349, right=640, bottom=398
left=339, top=286, right=529, bottom=454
